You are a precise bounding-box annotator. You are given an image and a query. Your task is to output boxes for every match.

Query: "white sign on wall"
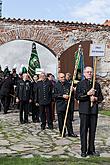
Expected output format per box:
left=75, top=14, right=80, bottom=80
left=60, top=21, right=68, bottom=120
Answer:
left=89, top=44, right=105, bottom=57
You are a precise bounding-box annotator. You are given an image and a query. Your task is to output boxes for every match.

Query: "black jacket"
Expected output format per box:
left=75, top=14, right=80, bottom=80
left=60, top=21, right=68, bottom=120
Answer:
left=34, top=79, right=52, bottom=105
left=0, top=76, right=14, bottom=97
left=16, top=79, right=32, bottom=101
left=31, top=81, right=37, bottom=102
left=54, top=80, right=74, bottom=112
left=75, top=79, right=104, bottom=114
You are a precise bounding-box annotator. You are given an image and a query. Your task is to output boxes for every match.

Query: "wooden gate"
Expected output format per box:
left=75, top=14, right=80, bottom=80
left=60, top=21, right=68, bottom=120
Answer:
left=60, top=41, right=93, bottom=110
left=60, top=41, right=93, bottom=74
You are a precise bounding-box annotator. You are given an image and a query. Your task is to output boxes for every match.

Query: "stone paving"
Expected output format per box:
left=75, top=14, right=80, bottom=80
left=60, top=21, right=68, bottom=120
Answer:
left=0, top=109, right=110, bottom=158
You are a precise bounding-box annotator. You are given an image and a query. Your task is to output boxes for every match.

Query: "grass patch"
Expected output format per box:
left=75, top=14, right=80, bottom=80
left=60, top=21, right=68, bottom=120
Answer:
left=99, top=110, right=110, bottom=116
left=0, top=156, right=110, bottom=165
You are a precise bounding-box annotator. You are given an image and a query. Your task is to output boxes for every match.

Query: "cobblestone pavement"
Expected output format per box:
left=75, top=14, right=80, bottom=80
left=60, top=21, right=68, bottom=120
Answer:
left=0, top=109, right=110, bottom=158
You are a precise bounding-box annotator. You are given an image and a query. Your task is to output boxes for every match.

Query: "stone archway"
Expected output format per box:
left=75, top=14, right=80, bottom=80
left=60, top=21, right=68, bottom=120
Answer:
left=0, top=39, right=58, bottom=77
left=0, top=27, right=65, bottom=57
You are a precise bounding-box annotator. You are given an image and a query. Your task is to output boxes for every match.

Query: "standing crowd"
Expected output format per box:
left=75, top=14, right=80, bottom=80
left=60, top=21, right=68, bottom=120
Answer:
left=0, top=65, right=104, bottom=157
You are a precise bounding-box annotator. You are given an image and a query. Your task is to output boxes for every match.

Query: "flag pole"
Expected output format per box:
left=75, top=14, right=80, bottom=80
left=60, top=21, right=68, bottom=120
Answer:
left=61, top=45, right=82, bottom=138
left=27, top=71, right=34, bottom=82
left=89, top=43, right=105, bottom=107
left=91, top=56, right=97, bottom=107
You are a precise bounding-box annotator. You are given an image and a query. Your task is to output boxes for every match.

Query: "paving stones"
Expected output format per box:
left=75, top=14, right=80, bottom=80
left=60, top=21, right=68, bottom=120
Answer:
left=0, top=148, right=17, bottom=154
left=10, top=143, right=36, bottom=152
left=0, top=140, right=10, bottom=146
left=54, top=139, right=72, bottom=146
left=106, top=138, right=110, bottom=146
left=0, top=110, right=110, bottom=158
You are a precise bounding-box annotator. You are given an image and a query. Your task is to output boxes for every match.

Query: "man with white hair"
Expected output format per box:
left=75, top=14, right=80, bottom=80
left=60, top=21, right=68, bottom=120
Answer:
left=76, top=66, right=103, bottom=157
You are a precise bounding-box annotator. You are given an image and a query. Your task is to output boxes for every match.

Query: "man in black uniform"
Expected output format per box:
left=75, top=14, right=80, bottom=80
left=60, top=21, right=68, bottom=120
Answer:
left=16, top=73, right=32, bottom=124
left=31, top=74, right=40, bottom=123
left=0, top=72, right=14, bottom=114
left=34, top=72, right=53, bottom=130
left=54, top=73, right=78, bottom=137
left=75, top=66, right=103, bottom=157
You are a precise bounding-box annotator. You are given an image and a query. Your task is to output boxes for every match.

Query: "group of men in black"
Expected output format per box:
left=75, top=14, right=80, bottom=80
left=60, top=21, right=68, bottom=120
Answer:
left=0, top=65, right=18, bottom=114
left=0, top=65, right=104, bottom=157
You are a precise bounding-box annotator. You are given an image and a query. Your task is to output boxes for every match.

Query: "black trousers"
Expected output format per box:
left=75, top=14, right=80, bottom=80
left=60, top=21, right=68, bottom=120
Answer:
left=79, top=113, right=98, bottom=153
left=32, top=103, right=40, bottom=122
left=1, top=95, right=11, bottom=114
left=39, top=104, right=53, bottom=128
left=57, top=110, right=73, bottom=135
left=19, top=101, right=29, bottom=123
left=0, top=100, right=1, bottom=111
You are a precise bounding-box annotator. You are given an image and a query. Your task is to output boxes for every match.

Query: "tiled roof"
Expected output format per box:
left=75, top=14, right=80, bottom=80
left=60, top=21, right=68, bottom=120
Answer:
left=103, top=20, right=110, bottom=26
left=0, top=17, right=110, bottom=31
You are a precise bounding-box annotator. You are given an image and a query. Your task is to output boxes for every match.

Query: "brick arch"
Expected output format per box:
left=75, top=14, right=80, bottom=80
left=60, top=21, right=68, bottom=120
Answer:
left=0, top=27, right=65, bottom=57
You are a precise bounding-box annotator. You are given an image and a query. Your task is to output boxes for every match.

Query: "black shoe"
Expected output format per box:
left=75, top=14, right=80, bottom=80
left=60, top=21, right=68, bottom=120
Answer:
left=81, top=152, right=87, bottom=157
left=4, top=110, right=7, bottom=114
left=87, top=151, right=100, bottom=156
left=41, top=127, right=45, bottom=130
left=60, top=133, right=66, bottom=137
left=36, top=119, right=40, bottom=123
left=48, top=125, right=53, bottom=130
left=20, top=121, right=25, bottom=124
left=24, top=120, right=29, bottom=124
left=33, top=120, right=37, bottom=123
left=68, top=133, right=78, bottom=137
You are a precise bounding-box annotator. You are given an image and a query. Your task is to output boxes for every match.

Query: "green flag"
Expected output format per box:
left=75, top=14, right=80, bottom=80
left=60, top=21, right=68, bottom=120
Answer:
left=74, top=46, right=84, bottom=81
left=28, top=42, right=41, bottom=78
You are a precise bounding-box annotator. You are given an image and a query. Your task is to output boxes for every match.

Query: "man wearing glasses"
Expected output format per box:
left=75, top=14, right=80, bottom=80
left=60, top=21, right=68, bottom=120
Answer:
left=76, top=66, right=103, bottom=157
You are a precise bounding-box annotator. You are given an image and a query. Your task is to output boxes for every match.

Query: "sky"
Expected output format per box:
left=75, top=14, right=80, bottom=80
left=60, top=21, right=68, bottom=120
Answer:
left=2, top=0, right=110, bottom=24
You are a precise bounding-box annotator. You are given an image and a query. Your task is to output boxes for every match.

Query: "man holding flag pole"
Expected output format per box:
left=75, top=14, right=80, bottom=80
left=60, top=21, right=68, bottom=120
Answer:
left=28, top=42, right=41, bottom=122
left=75, top=43, right=104, bottom=157
left=54, top=45, right=83, bottom=138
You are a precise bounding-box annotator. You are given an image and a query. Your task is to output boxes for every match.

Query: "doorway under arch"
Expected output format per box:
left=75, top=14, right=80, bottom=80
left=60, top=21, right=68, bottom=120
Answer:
left=60, top=41, right=93, bottom=74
